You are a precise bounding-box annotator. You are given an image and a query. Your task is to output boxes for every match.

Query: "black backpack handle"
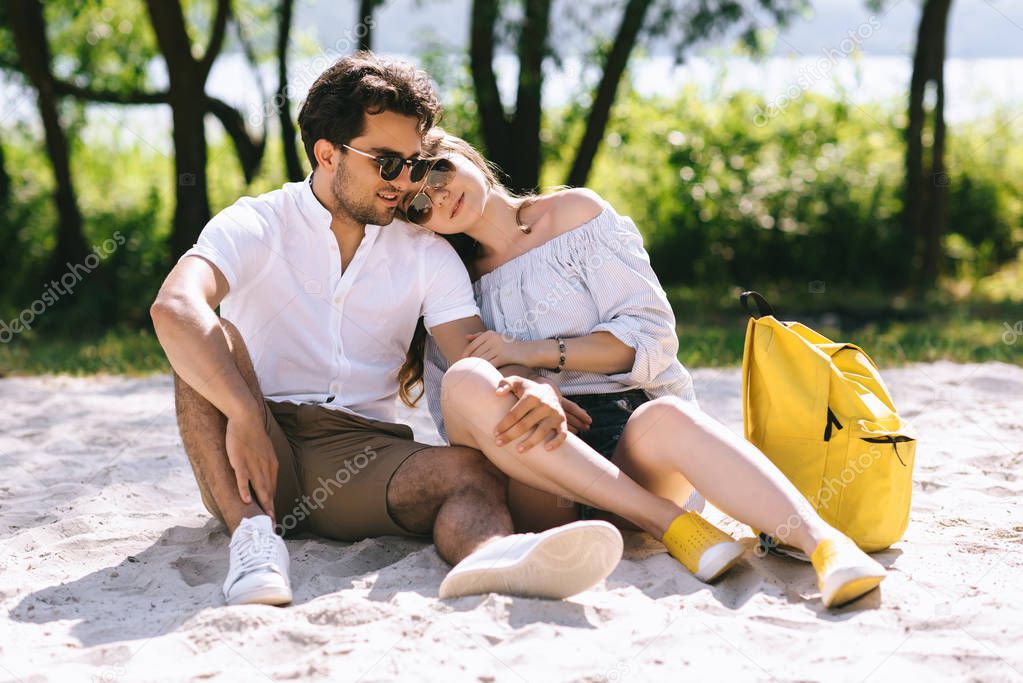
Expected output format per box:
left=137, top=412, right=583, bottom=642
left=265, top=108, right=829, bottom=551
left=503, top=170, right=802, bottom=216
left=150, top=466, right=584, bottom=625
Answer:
left=740, top=291, right=775, bottom=319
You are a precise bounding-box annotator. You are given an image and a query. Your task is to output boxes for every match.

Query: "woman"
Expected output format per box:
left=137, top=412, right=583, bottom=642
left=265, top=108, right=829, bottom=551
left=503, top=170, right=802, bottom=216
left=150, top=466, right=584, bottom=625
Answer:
left=398, top=129, right=886, bottom=608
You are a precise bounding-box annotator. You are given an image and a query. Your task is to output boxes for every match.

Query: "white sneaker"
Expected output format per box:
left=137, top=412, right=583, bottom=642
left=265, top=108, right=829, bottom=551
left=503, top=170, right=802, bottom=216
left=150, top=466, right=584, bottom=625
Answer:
left=439, top=520, right=624, bottom=600
left=223, top=515, right=292, bottom=606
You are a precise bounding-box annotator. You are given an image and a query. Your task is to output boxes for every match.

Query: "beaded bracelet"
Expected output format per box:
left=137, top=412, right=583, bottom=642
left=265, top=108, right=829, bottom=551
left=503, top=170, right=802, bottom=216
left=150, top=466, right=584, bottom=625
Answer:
left=552, top=336, right=566, bottom=373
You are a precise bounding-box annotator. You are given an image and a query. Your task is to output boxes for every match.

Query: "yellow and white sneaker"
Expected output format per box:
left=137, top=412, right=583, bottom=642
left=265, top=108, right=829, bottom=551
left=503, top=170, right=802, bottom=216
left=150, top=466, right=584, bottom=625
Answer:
left=811, top=537, right=886, bottom=608
left=662, top=512, right=744, bottom=582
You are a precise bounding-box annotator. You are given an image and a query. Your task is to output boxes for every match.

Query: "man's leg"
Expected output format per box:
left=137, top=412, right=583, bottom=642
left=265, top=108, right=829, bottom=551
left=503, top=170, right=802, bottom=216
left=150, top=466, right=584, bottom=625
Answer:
left=174, top=318, right=266, bottom=533
left=505, top=480, right=579, bottom=533
left=174, top=318, right=300, bottom=606
left=386, top=442, right=624, bottom=600
left=386, top=445, right=513, bottom=565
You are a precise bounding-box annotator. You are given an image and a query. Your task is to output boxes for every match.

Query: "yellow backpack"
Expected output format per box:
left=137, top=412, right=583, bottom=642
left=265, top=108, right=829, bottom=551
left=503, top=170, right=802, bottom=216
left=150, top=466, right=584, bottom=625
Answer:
left=739, top=292, right=915, bottom=553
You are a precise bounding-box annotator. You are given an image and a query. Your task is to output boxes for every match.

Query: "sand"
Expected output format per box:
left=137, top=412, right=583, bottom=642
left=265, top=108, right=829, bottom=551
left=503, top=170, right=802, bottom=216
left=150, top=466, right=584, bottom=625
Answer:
left=1, top=361, right=1021, bottom=682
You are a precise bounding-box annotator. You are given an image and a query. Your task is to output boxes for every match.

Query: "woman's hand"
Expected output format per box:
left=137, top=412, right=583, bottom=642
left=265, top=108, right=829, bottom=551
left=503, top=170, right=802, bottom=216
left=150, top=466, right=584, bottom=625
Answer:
left=532, top=376, right=592, bottom=435
left=463, top=331, right=531, bottom=368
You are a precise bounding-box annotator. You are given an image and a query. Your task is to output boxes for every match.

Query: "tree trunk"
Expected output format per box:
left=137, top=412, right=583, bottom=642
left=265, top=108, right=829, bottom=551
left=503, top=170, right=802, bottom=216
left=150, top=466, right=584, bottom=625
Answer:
left=507, top=0, right=551, bottom=193
left=8, top=0, right=90, bottom=276
left=905, top=40, right=925, bottom=274
left=0, top=129, right=9, bottom=207
left=905, top=0, right=952, bottom=292
left=356, top=0, right=380, bottom=52
left=470, top=0, right=513, bottom=182
left=207, top=96, right=265, bottom=183
left=920, top=0, right=951, bottom=289
left=277, top=0, right=304, bottom=181
left=566, top=0, right=652, bottom=187
left=469, top=0, right=551, bottom=193
left=168, top=90, right=212, bottom=259
left=225, top=14, right=267, bottom=183
left=146, top=0, right=229, bottom=259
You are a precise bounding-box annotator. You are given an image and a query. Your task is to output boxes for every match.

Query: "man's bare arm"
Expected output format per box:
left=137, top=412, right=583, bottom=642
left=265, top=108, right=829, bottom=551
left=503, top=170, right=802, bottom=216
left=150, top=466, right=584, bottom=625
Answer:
left=429, top=314, right=486, bottom=364
left=426, top=315, right=549, bottom=381
left=150, top=256, right=277, bottom=519
left=151, top=257, right=256, bottom=419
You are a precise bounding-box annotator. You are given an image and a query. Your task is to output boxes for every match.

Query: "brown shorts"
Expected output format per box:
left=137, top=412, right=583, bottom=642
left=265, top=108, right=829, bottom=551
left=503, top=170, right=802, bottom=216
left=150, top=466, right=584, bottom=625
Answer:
left=199, top=400, right=432, bottom=540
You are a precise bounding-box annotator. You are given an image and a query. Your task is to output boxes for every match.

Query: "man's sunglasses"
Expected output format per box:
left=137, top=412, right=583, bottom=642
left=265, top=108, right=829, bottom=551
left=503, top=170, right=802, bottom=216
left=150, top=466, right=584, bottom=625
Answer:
left=342, top=143, right=432, bottom=183
left=405, top=159, right=456, bottom=225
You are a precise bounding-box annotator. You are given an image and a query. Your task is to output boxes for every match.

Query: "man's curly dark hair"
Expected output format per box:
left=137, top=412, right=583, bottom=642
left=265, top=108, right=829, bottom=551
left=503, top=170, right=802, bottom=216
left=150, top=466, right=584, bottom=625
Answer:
left=297, top=51, right=441, bottom=169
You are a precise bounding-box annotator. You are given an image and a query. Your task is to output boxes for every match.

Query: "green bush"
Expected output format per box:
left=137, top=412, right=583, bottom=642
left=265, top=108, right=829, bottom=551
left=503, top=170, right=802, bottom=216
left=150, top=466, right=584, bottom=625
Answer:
left=543, top=87, right=1022, bottom=292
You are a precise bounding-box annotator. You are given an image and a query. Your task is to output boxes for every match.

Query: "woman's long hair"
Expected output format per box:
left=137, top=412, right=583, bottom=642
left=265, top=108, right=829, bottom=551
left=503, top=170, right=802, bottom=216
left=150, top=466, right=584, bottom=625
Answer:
left=394, top=129, right=535, bottom=407
left=396, top=318, right=429, bottom=408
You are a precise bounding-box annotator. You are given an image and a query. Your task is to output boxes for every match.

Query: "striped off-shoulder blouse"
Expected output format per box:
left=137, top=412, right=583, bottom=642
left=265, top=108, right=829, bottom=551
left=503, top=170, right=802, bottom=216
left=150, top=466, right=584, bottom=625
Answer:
left=424, top=203, right=697, bottom=438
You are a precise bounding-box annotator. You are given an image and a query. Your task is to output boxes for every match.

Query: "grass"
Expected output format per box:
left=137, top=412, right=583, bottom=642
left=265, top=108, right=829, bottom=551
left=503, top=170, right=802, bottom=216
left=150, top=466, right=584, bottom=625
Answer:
left=672, top=285, right=1023, bottom=367
left=0, top=327, right=169, bottom=377
left=1, top=299, right=1019, bottom=377
left=678, top=317, right=1022, bottom=367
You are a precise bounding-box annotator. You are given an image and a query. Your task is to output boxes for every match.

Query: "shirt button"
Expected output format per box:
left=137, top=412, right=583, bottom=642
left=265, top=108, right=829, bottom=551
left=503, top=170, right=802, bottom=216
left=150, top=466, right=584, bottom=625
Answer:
left=334, top=296, right=341, bottom=304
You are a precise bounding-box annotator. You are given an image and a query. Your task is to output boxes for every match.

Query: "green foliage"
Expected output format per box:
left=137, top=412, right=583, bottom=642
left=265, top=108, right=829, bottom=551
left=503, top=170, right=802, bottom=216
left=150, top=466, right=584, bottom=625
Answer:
left=942, top=108, right=1023, bottom=287
left=0, top=122, right=59, bottom=299
left=0, top=121, right=287, bottom=337
left=539, top=86, right=1022, bottom=293
left=416, top=51, right=484, bottom=151
left=45, top=0, right=158, bottom=93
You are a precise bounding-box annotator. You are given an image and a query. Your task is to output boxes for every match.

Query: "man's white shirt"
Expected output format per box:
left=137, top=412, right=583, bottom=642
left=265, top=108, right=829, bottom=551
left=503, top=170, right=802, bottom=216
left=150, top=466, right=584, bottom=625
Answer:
left=183, top=176, right=479, bottom=422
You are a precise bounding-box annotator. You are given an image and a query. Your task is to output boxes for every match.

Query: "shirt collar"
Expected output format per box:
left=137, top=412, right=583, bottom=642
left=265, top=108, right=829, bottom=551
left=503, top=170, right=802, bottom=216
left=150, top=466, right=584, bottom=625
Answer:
left=299, top=172, right=333, bottom=229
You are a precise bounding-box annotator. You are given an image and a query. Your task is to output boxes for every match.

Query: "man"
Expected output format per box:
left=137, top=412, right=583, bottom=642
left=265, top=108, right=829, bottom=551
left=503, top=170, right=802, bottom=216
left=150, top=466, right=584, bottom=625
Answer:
left=150, top=52, right=622, bottom=606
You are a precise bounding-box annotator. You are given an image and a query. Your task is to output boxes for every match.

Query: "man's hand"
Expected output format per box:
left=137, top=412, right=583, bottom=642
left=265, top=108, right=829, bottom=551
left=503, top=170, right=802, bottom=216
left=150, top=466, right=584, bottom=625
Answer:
left=561, top=396, right=592, bottom=435
left=494, top=376, right=569, bottom=451
left=528, top=374, right=592, bottom=435
left=225, top=413, right=279, bottom=523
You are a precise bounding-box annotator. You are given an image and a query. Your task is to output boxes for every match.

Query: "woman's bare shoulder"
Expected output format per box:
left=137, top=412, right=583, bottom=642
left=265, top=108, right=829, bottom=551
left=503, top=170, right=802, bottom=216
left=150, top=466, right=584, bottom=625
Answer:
left=540, top=188, right=609, bottom=236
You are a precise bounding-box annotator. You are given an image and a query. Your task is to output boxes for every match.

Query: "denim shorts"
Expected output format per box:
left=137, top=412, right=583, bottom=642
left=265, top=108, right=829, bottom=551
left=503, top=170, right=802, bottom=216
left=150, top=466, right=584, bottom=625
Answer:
left=572, top=389, right=650, bottom=460
left=570, top=389, right=650, bottom=519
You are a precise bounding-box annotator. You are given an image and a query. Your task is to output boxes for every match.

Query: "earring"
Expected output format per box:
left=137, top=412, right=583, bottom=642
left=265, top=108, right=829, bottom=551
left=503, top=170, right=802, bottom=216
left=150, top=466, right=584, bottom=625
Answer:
left=514, top=202, right=532, bottom=235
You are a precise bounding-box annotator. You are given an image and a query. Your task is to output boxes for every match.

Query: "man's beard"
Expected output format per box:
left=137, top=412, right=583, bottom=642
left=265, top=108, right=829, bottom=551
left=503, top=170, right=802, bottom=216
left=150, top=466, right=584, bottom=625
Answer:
left=330, top=164, right=396, bottom=227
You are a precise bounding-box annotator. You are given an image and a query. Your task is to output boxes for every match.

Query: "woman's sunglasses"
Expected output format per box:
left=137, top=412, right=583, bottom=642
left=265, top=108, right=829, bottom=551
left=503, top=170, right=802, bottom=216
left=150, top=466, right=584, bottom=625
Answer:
left=405, top=159, right=456, bottom=225
left=342, top=143, right=432, bottom=183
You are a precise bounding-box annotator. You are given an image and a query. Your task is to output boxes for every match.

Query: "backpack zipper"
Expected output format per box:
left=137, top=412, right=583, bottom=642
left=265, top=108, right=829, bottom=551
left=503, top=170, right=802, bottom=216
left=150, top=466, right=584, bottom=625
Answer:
left=862, top=435, right=913, bottom=466
left=824, top=408, right=843, bottom=441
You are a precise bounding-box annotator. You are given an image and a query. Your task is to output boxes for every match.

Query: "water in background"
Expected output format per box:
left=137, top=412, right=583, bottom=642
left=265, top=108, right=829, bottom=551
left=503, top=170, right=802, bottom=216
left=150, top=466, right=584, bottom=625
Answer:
left=1, top=54, right=1020, bottom=156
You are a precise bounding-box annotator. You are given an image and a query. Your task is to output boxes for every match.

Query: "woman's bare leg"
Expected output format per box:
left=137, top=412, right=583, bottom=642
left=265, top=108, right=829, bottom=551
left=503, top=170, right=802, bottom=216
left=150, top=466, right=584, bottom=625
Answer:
left=612, top=396, right=839, bottom=555
left=440, top=358, right=682, bottom=537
